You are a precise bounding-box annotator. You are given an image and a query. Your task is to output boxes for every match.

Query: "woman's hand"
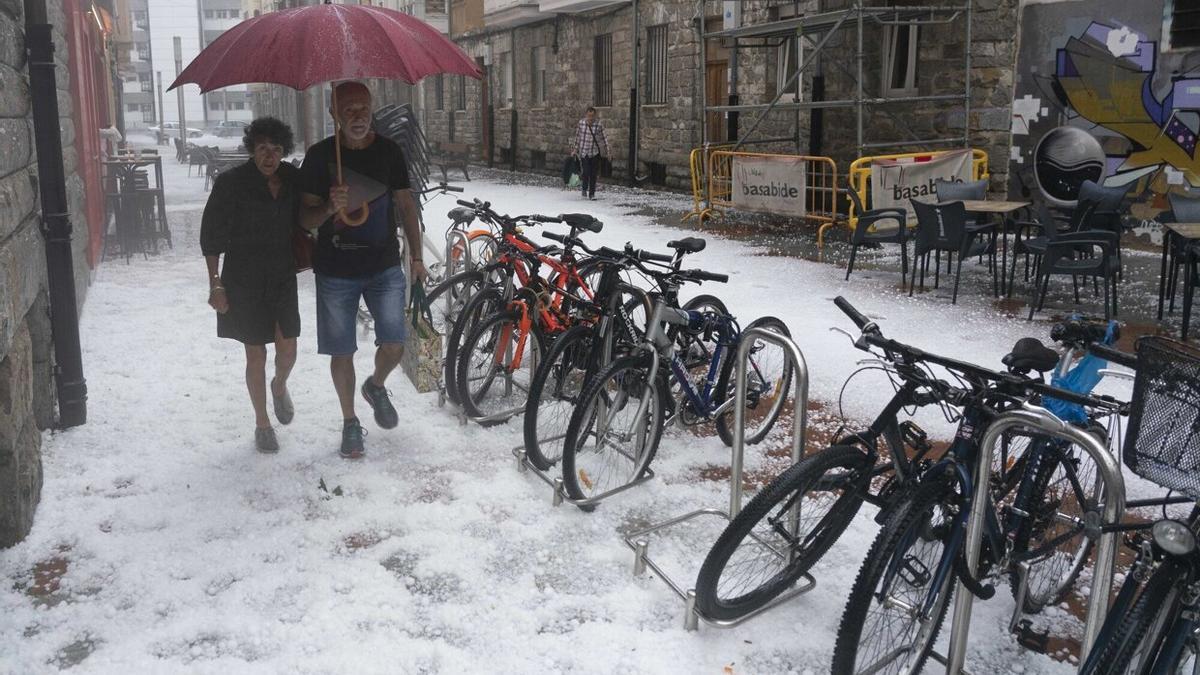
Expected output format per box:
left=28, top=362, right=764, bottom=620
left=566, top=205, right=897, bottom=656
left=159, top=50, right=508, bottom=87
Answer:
left=209, top=287, right=230, bottom=314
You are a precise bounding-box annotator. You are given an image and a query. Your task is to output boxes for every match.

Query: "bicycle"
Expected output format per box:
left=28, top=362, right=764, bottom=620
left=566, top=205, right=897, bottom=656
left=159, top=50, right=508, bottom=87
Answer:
left=1078, top=337, right=1200, bottom=675
left=558, top=243, right=794, bottom=508
left=823, top=298, right=1125, bottom=675
left=521, top=239, right=695, bottom=471
left=693, top=310, right=1123, bottom=624
left=454, top=213, right=605, bottom=423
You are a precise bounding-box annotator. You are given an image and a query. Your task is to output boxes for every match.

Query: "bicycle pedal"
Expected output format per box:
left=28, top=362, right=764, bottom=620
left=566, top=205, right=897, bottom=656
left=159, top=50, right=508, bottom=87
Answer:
left=1013, top=619, right=1050, bottom=652
left=897, top=555, right=932, bottom=588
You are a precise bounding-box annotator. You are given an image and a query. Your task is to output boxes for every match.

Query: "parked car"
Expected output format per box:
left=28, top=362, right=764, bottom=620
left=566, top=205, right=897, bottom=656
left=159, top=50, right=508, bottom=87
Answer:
left=149, top=122, right=204, bottom=138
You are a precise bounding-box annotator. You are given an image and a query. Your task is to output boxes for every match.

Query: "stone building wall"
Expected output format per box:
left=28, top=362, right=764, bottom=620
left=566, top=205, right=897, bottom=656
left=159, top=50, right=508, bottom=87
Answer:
left=422, top=0, right=1018, bottom=195
left=0, top=0, right=85, bottom=547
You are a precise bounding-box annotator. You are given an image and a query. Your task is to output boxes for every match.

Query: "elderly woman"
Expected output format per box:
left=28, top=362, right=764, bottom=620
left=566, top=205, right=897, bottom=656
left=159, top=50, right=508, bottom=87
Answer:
left=201, top=117, right=302, bottom=453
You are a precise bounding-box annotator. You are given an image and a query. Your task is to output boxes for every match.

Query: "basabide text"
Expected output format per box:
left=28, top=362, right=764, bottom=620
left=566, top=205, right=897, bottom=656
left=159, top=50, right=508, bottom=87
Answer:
left=731, top=157, right=807, bottom=217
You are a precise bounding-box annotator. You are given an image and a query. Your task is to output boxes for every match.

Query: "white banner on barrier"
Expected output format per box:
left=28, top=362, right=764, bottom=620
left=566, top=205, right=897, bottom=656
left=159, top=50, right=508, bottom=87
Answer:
left=731, top=156, right=807, bottom=217
left=869, top=149, right=972, bottom=224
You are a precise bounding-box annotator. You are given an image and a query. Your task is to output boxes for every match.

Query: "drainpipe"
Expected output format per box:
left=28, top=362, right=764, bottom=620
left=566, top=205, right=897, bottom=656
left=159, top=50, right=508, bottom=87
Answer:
left=626, top=0, right=638, bottom=187
left=24, top=7, right=88, bottom=428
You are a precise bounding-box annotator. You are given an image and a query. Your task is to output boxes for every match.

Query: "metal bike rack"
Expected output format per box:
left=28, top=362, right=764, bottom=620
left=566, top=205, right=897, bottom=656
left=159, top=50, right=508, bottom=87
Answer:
left=945, top=407, right=1126, bottom=674
left=512, top=441, right=657, bottom=508
left=621, top=327, right=813, bottom=630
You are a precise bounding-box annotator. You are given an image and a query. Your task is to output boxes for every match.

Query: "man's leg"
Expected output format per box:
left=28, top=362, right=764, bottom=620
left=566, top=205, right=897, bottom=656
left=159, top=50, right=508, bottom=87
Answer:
left=580, top=155, right=593, bottom=197
left=587, top=156, right=598, bottom=198
left=330, top=354, right=356, bottom=419
left=315, top=273, right=368, bottom=458
left=360, top=266, right=406, bottom=429
left=245, top=344, right=270, bottom=429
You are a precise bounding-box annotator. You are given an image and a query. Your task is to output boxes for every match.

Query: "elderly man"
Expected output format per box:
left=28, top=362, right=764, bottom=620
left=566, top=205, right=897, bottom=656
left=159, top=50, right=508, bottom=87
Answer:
left=298, top=81, right=426, bottom=459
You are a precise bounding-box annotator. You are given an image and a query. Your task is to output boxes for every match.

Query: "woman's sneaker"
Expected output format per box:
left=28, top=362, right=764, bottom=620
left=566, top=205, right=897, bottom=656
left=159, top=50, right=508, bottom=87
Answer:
left=361, top=377, right=398, bottom=429
left=340, top=417, right=366, bottom=459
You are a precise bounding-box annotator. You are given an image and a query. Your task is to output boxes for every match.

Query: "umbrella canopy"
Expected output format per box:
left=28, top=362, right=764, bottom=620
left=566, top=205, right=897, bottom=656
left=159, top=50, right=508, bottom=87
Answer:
left=168, top=3, right=481, bottom=93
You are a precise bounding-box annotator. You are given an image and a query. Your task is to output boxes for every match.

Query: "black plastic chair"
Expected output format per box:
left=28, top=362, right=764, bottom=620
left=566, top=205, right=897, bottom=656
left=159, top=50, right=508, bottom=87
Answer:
left=1183, top=242, right=1199, bottom=341
left=1164, top=193, right=1200, bottom=318
left=936, top=178, right=997, bottom=289
left=909, top=199, right=990, bottom=303
left=1077, top=179, right=1129, bottom=275
left=1028, top=230, right=1120, bottom=321
left=844, top=188, right=908, bottom=280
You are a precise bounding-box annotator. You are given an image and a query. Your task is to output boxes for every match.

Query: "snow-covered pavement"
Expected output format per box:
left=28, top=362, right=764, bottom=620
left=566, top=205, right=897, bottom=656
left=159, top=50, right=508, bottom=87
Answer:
left=1, top=152, right=1143, bottom=673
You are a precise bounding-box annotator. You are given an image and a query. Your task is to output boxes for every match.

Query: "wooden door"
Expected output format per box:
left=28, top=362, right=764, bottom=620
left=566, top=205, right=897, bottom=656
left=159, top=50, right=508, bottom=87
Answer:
left=706, top=61, right=727, bottom=144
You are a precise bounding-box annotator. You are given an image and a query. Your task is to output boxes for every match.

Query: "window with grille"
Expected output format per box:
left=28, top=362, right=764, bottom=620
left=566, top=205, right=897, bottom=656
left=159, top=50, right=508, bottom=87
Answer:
left=645, top=24, right=668, bottom=105
left=456, top=75, right=466, bottom=111
left=531, top=46, right=547, bottom=105
left=139, top=73, right=153, bottom=92
left=594, top=34, right=612, bottom=107
left=435, top=75, right=444, bottom=110
left=136, top=43, right=150, bottom=60
left=1167, top=0, right=1200, bottom=50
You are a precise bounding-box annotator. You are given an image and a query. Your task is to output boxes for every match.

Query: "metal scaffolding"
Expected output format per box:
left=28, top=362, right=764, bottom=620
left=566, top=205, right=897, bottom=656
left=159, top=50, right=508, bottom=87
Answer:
left=699, top=1, right=973, bottom=158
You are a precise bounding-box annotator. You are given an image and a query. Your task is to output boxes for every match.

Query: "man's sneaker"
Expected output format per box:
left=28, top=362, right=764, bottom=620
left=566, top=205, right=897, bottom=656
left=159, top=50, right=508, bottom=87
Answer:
left=255, top=426, right=279, bottom=454
left=361, top=377, right=398, bottom=429
left=271, top=378, right=294, bottom=425
left=340, top=418, right=366, bottom=459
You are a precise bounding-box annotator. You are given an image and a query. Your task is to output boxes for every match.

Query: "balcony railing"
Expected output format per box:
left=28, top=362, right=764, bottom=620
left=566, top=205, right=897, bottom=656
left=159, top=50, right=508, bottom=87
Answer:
left=537, top=0, right=627, bottom=13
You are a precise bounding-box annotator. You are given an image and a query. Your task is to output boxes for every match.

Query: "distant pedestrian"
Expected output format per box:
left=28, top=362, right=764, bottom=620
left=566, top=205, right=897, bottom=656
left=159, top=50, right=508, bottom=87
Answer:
left=570, top=106, right=609, bottom=200
left=297, top=81, right=426, bottom=460
left=201, top=116, right=301, bottom=454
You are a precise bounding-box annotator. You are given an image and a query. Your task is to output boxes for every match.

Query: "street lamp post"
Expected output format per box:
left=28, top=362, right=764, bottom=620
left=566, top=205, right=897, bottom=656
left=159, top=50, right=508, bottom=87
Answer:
left=174, top=37, right=186, bottom=146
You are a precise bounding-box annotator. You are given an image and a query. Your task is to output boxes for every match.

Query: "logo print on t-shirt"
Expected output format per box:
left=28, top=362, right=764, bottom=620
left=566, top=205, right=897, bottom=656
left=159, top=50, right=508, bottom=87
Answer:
left=329, top=163, right=392, bottom=251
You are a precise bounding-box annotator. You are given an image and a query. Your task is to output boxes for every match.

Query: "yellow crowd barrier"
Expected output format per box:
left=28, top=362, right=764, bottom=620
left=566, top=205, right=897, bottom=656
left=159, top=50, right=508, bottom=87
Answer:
left=683, top=144, right=732, bottom=223
left=702, top=151, right=838, bottom=227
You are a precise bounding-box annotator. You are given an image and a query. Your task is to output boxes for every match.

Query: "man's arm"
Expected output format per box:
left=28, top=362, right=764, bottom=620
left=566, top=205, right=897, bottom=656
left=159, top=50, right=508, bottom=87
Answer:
left=300, top=185, right=350, bottom=231
left=395, top=188, right=427, bottom=283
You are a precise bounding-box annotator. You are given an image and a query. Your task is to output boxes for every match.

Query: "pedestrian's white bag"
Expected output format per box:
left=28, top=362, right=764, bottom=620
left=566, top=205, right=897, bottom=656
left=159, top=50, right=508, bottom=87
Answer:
left=568, top=172, right=581, bottom=189
left=401, top=280, right=442, bottom=394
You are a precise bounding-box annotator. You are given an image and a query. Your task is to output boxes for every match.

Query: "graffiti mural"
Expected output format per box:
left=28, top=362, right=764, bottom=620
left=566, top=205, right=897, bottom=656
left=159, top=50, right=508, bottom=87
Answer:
left=1009, top=0, right=1200, bottom=226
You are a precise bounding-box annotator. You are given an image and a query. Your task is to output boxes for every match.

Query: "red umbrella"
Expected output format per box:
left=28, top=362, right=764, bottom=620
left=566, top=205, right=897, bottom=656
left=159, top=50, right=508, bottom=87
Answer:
left=169, top=2, right=481, bottom=223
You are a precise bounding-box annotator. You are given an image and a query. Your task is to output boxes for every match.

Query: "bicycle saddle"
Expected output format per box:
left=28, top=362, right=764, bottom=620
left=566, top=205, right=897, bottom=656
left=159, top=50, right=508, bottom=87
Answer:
left=1003, top=337, right=1060, bottom=374
left=668, top=237, right=706, bottom=254
left=447, top=206, right=475, bottom=225
left=560, top=213, right=603, bottom=233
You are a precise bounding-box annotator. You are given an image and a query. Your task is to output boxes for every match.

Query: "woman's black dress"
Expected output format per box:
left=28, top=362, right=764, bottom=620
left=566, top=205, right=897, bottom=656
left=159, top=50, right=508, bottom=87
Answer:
left=200, top=160, right=302, bottom=345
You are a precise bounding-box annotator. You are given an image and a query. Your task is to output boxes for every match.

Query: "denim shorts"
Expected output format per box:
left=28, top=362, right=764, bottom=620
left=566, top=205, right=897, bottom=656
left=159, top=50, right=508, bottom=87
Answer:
left=315, top=265, right=407, bottom=356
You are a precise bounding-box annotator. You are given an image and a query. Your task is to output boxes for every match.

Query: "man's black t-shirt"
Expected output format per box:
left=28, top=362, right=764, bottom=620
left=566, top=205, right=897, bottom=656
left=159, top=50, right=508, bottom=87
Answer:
left=299, top=134, right=411, bottom=278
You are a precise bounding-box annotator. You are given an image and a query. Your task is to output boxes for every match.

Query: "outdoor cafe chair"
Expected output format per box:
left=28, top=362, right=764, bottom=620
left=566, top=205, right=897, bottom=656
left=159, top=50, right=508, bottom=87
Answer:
left=1028, top=229, right=1120, bottom=321
left=936, top=178, right=996, bottom=273
left=1077, top=179, right=1130, bottom=275
left=844, top=188, right=909, bottom=281
left=1164, top=192, right=1200, bottom=317
left=1182, top=241, right=1199, bottom=340
left=187, top=146, right=209, bottom=177
left=909, top=199, right=990, bottom=304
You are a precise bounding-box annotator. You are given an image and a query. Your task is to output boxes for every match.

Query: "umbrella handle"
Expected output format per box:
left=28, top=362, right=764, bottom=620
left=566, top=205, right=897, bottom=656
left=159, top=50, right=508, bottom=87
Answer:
left=339, top=202, right=370, bottom=226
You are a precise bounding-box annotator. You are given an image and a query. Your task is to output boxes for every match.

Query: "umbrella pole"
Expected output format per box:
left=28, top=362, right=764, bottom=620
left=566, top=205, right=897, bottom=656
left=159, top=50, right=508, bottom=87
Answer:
left=332, top=83, right=369, bottom=225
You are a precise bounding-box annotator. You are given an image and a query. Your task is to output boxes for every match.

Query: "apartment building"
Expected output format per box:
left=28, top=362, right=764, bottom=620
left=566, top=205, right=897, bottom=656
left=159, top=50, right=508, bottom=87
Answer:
left=113, top=0, right=158, bottom=128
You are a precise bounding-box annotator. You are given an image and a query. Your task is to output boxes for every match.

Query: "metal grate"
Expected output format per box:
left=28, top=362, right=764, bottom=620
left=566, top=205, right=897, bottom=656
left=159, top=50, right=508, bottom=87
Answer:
left=1170, top=0, right=1200, bottom=50
left=1123, top=337, right=1200, bottom=499
left=594, top=34, right=613, bottom=107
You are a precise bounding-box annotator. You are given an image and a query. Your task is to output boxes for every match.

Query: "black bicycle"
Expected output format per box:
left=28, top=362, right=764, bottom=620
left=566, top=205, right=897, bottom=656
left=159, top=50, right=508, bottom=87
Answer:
left=1079, top=336, right=1200, bottom=675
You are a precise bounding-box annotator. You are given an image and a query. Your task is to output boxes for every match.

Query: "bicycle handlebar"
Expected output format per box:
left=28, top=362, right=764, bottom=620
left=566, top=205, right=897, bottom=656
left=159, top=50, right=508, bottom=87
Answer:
left=531, top=214, right=562, bottom=224
left=639, top=250, right=673, bottom=263
left=686, top=269, right=729, bottom=284
left=1088, top=343, right=1137, bottom=370
left=833, top=296, right=1122, bottom=412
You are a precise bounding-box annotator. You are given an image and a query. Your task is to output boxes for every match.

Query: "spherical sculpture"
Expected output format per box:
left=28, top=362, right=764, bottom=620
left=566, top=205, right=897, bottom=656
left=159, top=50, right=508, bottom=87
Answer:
left=1034, top=126, right=1106, bottom=206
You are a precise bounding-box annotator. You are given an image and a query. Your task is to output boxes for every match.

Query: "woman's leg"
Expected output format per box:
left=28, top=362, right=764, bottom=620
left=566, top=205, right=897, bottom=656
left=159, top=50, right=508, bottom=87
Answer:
left=245, top=344, right=270, bottom=429
left=272, top=323, right=297, bottom=393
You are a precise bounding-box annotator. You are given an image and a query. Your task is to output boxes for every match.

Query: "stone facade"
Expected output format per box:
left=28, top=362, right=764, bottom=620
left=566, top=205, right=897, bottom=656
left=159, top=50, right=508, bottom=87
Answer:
left=1, top=0, right=92, bottom=547
left=417, top=0, right=1019, bottom=195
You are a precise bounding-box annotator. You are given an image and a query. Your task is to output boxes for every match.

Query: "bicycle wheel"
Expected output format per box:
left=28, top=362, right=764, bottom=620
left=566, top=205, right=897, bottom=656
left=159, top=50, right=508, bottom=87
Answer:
left=1089, top=561, right=1186, bottom=675
left=695, top=445, right=872, bottom=621
left=560, top=353, right=668, bottom=510
left=714, top=316, right=795, bottom=447
left=1007, top=435, right=1099, bottom=613
left=832, top=472, right=958, bottom=675
left=444, top=287, right=503, bottom=405
left=677, top=294, right=728, bottom=372
left=425, top=269, right=486, bottom=336
left=523, top=324, right=596, bottom=470
left=456, top=307, right=543, bottom=425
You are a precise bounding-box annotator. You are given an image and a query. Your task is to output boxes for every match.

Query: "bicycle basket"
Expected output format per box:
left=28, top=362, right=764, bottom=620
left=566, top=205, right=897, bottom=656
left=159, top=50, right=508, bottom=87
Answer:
left=1123, top=337, right=1200, bottom=499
